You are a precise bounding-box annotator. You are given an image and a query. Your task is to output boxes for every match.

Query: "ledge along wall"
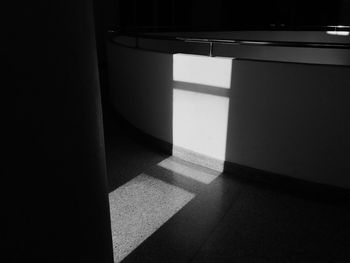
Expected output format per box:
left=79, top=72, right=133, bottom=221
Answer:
left=107, top=33, right=350, bottom=189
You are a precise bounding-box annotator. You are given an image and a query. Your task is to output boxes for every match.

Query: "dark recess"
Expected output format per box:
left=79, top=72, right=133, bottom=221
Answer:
left=4, top=1, right=114, bottom=262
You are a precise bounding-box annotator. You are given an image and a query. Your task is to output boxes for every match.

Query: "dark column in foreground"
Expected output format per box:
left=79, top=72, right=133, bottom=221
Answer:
left=4, top=1, right=114, bottom=262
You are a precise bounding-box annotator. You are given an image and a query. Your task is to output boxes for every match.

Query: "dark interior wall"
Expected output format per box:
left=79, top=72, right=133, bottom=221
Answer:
left=93, top=0, right=118, bottom=66
left=113, top=0, right=350, bottom=30
left=4, top=1, right=113, bottom=262
left=116, top=0, right=204, bottom=29
left=190, top=0, right=222, bottom=28
left=339, top=0, right=350, bottom=25
left=93, top=0, right=119, bottom=102
left=225, top=60, right=350, bottom=189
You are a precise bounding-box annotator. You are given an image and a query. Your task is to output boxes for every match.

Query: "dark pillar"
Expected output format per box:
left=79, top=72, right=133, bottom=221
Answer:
left=93, top=0, right=118, bottom=104
left=4, top=1, right=114, bottom=262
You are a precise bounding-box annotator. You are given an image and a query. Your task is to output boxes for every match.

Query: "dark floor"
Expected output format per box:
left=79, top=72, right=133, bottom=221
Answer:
left=103, top=107, right=170, bottom=192
left=103, top=106, right=350, bottom=263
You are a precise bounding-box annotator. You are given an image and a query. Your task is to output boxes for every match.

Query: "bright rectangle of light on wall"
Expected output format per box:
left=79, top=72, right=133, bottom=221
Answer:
left=173, top=53, right=232, bottom=88
left=173, top=54, right=232, bottom=163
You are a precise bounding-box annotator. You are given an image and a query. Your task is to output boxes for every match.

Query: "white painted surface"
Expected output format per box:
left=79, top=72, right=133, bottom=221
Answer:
left=173, top=88, right=229, bottom=161
left=173, top=54, right=232, bottom=88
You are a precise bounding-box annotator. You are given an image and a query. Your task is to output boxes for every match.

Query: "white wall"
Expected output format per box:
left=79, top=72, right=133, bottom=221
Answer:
left=107, top=39, right=350, bottom=189
left=107, top=43, right=173, bottom=143
left=225, top=60, right=350, bottom=188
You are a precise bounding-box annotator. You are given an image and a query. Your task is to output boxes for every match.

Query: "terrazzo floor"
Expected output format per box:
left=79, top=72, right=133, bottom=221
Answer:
left=158, top=156, right=220, bottom=184
left=108, top=153, right=227, bottom=262
left=109, top=173, right=195, bottom=262
left=104, top=106, right=350, bottom=263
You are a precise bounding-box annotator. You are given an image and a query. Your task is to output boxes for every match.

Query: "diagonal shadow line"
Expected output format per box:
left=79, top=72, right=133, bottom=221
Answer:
left=145, top=165, right=210, bottom=194
left=173, top=81, right=231, bottom=97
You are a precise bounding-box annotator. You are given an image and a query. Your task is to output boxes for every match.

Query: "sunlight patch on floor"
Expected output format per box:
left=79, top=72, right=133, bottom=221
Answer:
left=158, top=156, right=220, bottom=184
left=109, top=174, right=195, bottom=262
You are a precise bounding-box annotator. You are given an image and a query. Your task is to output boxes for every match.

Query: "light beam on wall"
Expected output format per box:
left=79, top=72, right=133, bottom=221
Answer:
left=326, top=25, right=350, bottom=36
left=326, top=30, right=349, bottom=36
left=173, top=53, right=232, bottom=88
left=173, top=54, right=232, bottom=169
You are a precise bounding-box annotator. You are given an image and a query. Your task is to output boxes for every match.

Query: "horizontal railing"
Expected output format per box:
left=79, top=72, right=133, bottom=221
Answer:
left=108, top=29, right=350, bottom=50
left=108, top=29, right=350, bottom=65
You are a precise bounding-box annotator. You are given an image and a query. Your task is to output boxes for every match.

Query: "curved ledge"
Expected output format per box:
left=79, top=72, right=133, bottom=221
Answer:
left=110, top=31, right=350, bottom=66
left=112, top=30, right=350, bottom=49
left=107, top=32, right=350, bottom=190
left=114, top=110, right=350, bottom=197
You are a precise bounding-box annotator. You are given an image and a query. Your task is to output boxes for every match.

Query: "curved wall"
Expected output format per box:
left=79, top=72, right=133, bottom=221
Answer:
left=107, top=34, right=350, bottom=189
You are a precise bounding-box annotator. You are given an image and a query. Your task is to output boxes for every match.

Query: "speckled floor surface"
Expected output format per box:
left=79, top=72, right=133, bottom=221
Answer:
left=104, top=106, right=350, bottom=263
left=109, top=174, right=195, bottom=262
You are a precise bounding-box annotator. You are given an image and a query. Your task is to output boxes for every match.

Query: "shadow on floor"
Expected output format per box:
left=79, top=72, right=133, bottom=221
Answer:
left=103, top=104, right=350, bottom=263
